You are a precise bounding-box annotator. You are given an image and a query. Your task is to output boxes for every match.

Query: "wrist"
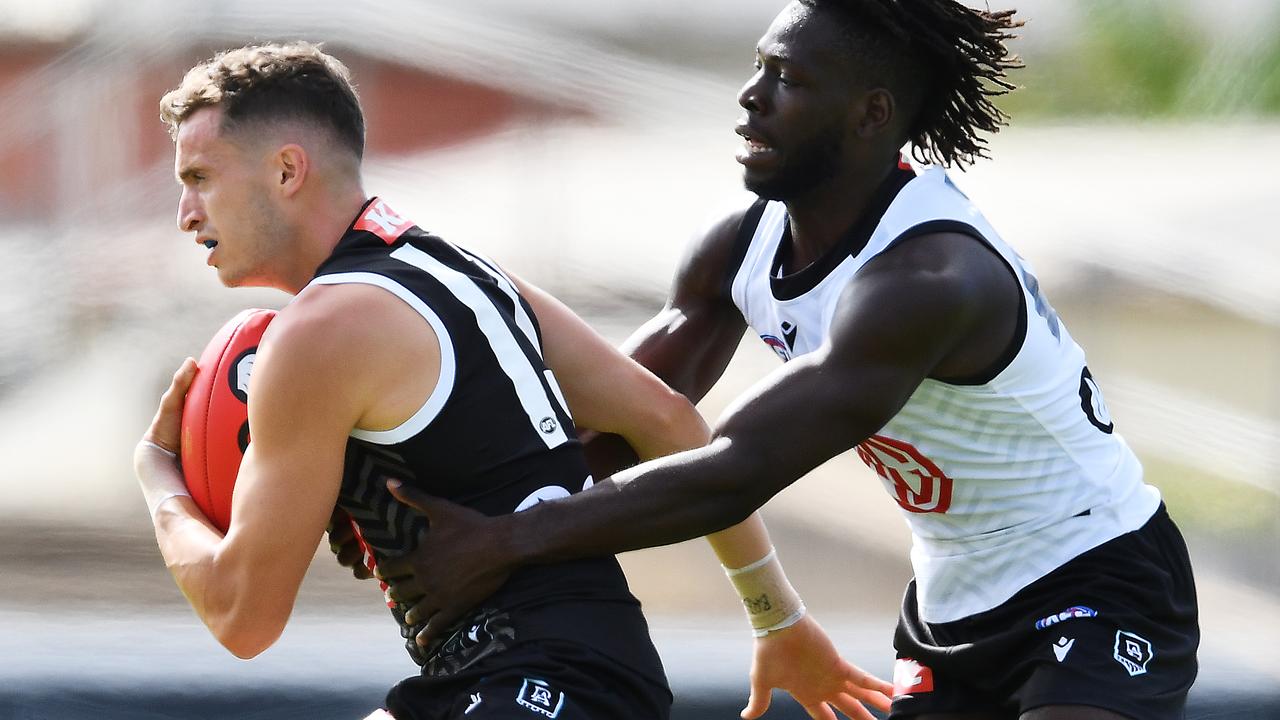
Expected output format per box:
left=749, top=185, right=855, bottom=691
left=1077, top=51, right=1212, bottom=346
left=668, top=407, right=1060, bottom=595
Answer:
left=499, top=509, right=541, bottom=569
left=723, top=547, right=807, bottom=637
left=134, top=439, right=191, bottom=521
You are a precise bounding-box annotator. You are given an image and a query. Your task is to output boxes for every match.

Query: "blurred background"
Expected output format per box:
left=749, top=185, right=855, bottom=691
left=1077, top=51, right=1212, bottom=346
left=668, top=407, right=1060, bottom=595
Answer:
left=1, top=0, right=1277, bottom=718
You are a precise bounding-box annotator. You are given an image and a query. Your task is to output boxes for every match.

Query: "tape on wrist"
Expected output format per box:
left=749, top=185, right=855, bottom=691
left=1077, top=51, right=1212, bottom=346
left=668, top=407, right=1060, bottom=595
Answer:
left=147, top=490, right=190, bottom=520
left=139, top=439, right=178, bottom=459
left=136, top=440, right=190, bottom=520
left=723, top=547, right=807, bottom=636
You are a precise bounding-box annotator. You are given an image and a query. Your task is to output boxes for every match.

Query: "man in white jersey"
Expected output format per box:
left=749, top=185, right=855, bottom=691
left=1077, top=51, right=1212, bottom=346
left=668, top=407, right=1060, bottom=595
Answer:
left=372, top=2, right=1199, bottom=719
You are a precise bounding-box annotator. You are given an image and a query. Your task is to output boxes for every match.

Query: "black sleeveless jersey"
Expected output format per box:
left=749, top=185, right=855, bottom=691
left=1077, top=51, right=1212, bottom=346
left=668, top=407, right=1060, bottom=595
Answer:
left=310, top=199, right=666, bottom=688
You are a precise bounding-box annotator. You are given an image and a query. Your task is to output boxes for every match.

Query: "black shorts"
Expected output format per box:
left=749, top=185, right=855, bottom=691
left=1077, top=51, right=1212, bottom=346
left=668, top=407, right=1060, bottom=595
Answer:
left=385, top=640, right=672, bottom=720
left=889, top=504, right=1199, bottom=720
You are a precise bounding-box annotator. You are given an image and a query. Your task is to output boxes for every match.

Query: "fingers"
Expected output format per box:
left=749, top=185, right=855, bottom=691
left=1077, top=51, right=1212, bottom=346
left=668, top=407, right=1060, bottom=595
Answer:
left=403, top=594, right=439, bottom=627
left=829, top=694, right=876, bottom=720
left=170, top=357, right=199, bottom=393
left=145, top=358, right=198, bottom=451
left=374, top=553, right=413, bottom=582
left=385, top=575, right=424, bottom=605
left=386, top=479, right=432, bottom=513
left=159, top=359, right=198, bottom=414
left=740, top=685, right=772, bottom=720
left=846, top=685, right=892, bottom=715
left=335, top=541, right=367, bottom=572
left=327, top=509, right=355, bottom=541
left=842, top=668, right=893, bottom=712
left=799, top=701, right=837, bottom=720
left=416, top=603, right=463, bottom=648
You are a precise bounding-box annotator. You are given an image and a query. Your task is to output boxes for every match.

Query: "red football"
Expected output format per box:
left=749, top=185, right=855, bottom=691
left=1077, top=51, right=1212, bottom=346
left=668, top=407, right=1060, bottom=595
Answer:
left=180, top=309, right=276, bottom=532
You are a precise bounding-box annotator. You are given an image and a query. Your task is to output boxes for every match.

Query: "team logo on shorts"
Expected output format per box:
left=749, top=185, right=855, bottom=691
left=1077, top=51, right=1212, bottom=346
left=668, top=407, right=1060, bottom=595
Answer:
left=892, top=658, right=935, bottom=697
left=1034, top=605, right=1098, bottom=630
left=516, top=678, right=565, bottom=718
left=1113, top=630, right=1154, bottom=676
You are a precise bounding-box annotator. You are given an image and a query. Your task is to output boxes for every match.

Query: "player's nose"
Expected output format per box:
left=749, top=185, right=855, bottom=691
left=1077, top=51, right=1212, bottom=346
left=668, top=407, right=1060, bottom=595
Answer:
left=737, top=70, right=767, bottom=114
left=177, top=189, right=204, bottom=233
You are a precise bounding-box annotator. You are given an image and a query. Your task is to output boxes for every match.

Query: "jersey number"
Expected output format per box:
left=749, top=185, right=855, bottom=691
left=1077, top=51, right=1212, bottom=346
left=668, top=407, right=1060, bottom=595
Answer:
left=1078, top=366, right=1114, bottom=434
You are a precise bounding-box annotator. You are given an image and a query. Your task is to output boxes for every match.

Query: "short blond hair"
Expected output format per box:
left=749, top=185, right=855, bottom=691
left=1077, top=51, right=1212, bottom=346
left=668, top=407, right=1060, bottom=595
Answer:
left=159, top=41, right=365, bottom=158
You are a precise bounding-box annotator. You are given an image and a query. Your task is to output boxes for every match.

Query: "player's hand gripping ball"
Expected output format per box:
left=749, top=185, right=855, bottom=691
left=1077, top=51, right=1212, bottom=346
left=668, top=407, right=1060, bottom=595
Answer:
left=180, top=309, right=276, bottom=532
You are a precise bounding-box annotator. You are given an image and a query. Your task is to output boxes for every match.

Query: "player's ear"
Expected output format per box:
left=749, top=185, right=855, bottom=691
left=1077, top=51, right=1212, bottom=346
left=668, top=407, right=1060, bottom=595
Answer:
left=275, top=144, right=309, bottom=198
left=853, top=88, right=895, bottom=138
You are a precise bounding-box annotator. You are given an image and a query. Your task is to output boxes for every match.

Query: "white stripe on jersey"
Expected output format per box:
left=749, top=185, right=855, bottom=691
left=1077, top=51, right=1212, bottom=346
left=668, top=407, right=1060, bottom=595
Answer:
left=454, top=246, right=543, bottom=360
left=308, top=272, right=457, bottom=445
left=454, top=247, right=574, bottom=420
left=391, top=244, right=570, bottom=449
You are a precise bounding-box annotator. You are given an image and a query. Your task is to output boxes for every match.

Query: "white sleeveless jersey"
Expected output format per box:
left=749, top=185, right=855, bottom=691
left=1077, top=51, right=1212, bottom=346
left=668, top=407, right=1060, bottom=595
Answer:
left=729, top=165, right=1161, bottom=623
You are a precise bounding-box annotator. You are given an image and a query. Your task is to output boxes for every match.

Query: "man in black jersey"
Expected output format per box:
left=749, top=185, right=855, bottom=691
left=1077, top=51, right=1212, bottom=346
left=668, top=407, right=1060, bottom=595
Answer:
left=376, top=3, right=1200, bottom=720
left=132, top=42, right=892, bottom=720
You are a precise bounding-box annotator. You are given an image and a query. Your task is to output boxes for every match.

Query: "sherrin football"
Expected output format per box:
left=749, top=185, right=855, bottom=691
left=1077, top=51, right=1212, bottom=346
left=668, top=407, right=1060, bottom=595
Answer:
left=180, top=309, right=276, bottom=532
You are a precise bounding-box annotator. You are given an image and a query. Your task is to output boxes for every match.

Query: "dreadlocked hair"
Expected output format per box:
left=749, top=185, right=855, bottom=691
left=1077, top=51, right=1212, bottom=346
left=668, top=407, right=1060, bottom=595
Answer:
left=801, top=0, right=1023, bottom=167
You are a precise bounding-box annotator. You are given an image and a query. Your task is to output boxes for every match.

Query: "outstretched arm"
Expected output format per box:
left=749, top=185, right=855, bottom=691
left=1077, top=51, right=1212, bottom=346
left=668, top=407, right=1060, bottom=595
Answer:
left=394, top=213, right=909, bottom=718
left=390, top=230, right=1013, bottom=615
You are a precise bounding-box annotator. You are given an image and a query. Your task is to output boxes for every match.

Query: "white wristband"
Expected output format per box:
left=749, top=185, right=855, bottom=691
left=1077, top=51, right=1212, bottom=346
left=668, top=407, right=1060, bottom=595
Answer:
left=723, top=547, right=807, bottom=636
left=135, top=440, right=190, bottom=520
left=139, top=439, right=177, bottom=459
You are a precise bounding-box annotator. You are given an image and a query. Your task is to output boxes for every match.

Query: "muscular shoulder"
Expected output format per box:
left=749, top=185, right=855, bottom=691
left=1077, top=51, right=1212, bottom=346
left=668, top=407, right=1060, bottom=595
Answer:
left=270, top=283, right=401, bottom=351
left=252, top=282, right=443, bottom=434
left=860, top=231, right=1014, bottom=315
left=265, top=283, right=438, bottom=392
left=831, top=231, right=1020, bottom=379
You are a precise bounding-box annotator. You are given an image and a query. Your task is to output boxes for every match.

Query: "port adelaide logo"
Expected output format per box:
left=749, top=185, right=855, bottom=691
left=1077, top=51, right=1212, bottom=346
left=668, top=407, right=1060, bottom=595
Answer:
left=516, top=678, right=566, bottom=718
left=1113, top=630, right=1154, bottom=676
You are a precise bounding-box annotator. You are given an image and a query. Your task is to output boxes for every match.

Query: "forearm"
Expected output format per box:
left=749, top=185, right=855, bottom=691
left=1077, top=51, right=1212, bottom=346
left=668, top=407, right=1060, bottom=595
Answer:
left=706, top=512, right=774, bottom=569
left=134, top=443, right=280, bottom=657
left=579, top=430, right=641, bottom=479
left=513, top=438, right=771, bottom=564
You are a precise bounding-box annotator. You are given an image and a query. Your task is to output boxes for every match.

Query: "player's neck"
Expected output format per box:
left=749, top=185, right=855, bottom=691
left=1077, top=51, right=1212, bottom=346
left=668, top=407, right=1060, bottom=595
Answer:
left=783, top=158, right=895, bottom=272
left=280, top=187, right=368, bottom=294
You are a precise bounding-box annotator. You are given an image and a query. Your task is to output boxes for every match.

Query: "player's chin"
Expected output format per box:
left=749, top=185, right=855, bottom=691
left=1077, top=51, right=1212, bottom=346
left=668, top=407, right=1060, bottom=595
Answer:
left=214, top=265, right=247, bottom=288
left=742, top=171, right=792, bottom=202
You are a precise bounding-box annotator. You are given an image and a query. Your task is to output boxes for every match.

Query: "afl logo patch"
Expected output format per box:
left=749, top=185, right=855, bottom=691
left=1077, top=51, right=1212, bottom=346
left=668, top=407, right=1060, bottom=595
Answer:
left=538, top=416, right=559, bottom=434
left=760, top=335, right=791, bottom=361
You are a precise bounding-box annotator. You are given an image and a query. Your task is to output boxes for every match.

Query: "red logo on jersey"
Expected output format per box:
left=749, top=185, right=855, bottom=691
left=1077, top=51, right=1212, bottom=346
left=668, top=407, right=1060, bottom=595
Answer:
left=856, top=434, right=953, bottom=514
left=892, top=658, right=935, bottom=696
left=355, top=198, right=413, bottom=245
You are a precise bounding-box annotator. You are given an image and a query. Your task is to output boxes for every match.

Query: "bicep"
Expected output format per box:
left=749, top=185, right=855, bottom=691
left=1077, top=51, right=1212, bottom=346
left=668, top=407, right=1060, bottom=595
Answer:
left=709, top=259, right=981, bottom=498
left=513, top=275, right=686, bottom=438
left=216, top=305, right=381, bottom=610
left=620, top=299, right=746, bottom=404
left=620, top=209, right=754, bottom=401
